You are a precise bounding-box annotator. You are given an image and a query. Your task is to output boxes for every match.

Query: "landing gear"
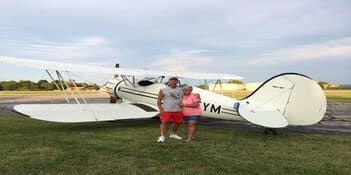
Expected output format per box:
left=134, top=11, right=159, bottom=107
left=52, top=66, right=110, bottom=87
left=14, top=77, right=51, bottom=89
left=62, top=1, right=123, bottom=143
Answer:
left=264, top=128, right=278, bottom=135
left=110, top=96, right=122, bottom=103
left=110, top=96, right=117, bottom=103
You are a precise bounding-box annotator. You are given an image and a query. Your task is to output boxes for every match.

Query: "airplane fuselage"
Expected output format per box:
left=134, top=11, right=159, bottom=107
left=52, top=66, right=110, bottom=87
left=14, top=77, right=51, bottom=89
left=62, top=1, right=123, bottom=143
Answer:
left=106, top=78, right=244, bottom=121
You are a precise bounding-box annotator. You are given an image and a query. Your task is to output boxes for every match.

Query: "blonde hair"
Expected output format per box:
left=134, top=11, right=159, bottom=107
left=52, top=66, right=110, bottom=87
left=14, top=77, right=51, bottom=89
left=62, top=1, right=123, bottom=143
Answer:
left=183, top=85, right=193, bottom=91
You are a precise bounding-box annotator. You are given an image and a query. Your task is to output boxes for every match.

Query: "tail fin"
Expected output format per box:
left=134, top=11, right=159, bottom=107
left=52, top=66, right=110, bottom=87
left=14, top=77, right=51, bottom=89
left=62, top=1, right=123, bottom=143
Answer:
left=237, top=73, right=327, bottom=128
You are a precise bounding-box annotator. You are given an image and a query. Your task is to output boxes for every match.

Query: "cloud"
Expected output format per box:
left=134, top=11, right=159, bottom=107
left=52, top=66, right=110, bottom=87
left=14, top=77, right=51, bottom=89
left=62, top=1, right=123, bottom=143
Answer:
left=80, top=37, right=107, bottom=46
left=0, top=0, right=350, bottom=83
left=183, top=49, right=213, bottom=55
left=150, top=49, right=217, bottom=72
left=0, top=36, right=119, bottom=61
left=246, top=37, right=351, bottom=66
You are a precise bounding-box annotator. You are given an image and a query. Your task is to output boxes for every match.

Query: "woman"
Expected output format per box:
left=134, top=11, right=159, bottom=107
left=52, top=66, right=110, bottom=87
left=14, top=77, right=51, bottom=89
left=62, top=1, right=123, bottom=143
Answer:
left=180, top=85, right=202, bottom=142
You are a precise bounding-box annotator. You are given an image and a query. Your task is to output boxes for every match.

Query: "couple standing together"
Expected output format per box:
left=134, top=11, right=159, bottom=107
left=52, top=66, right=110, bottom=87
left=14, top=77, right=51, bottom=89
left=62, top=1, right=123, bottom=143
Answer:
left=157, top=77, right=201, bottom=143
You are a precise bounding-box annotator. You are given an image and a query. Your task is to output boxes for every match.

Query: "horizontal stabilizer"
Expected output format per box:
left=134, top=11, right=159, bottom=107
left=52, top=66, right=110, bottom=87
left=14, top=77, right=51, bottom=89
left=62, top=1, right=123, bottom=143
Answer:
left=13, top=103, right=159, bottom=123
left=237, top=102, right=288, bottom=128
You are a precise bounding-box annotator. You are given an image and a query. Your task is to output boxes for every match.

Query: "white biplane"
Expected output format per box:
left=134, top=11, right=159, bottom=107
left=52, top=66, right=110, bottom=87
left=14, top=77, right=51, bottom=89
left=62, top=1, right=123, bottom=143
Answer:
left=0, top=56, right=327, bottom=128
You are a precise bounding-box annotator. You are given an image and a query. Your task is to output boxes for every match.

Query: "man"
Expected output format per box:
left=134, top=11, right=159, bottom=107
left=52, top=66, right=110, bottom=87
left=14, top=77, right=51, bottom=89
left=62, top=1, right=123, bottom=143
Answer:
left=157, top=77, right=183, bottom=143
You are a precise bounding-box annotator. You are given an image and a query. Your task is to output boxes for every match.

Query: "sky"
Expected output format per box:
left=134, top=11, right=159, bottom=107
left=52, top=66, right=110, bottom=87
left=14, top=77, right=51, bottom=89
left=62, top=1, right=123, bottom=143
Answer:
left=0, top=0, right=350, bottom=84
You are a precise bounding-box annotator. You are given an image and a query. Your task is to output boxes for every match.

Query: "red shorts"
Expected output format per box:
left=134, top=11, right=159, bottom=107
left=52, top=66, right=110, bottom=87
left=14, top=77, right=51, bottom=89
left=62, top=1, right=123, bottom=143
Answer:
left=160, top=112, right=184, bottom=124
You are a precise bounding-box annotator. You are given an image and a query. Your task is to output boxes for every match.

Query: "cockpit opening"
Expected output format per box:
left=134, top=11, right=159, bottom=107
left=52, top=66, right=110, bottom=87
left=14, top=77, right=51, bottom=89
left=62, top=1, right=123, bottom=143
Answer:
left=138, top=80, right=155, bottom=86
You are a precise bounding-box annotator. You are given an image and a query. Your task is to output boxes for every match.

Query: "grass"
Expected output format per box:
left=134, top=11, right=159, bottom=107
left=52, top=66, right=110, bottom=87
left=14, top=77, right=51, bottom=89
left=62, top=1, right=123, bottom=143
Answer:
left=324, top=90, right=351, bottom=102
left=0, top=112, right=350, bottom=175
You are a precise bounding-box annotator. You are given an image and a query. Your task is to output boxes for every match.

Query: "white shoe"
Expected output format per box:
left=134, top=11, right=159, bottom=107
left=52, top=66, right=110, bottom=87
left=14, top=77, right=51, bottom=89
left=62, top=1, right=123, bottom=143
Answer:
left=157, top=136, right=165, bottom=143
left=169, top=134, right=183, bottom=140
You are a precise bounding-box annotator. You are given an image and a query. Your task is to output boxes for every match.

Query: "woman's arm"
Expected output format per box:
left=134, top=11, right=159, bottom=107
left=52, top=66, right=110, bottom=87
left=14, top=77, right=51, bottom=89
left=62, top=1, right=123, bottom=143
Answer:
left=182, top=94, right=201, bottom=108
left=183, top=102, right=200, bottom=108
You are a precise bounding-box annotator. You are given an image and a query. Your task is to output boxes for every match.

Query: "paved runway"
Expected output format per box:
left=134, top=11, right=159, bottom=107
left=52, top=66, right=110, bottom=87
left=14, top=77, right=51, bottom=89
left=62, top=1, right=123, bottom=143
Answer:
left=1, top=96, right=350, bottom=135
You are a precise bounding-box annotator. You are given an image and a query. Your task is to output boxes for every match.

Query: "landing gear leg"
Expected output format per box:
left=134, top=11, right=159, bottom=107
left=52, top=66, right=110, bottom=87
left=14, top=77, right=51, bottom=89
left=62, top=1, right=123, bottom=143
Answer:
left=110, top=96, right=117, bottom=103
left=264, top=128, right=278, bottom=135
left=110, top=96, right=122, bottom=104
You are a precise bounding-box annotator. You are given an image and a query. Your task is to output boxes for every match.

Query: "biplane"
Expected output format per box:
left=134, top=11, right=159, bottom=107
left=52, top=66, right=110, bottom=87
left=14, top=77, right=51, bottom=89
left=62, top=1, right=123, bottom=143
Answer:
left=0, top=56, right=327, bottom=128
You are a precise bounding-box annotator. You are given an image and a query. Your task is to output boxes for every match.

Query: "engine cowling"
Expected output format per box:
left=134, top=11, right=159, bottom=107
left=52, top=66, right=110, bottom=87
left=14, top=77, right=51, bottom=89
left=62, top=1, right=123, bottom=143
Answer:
left=105, top=78, right=124, bottom=103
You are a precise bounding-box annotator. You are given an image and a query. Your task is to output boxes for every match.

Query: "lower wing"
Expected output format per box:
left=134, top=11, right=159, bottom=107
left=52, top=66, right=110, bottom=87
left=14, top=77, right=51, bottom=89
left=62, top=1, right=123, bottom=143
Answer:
left=13, top=103, right=159, bottom=123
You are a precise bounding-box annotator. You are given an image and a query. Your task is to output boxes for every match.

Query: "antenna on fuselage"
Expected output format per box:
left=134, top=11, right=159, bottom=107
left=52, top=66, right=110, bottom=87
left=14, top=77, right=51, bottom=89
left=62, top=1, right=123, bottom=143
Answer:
left=114, top=63, right=120, bottom=78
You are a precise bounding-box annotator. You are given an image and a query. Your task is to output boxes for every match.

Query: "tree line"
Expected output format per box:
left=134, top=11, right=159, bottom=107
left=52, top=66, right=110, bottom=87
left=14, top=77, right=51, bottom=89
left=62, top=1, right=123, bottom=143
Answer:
left=0, top=80, right=99, bottom=91
left=318, top=81, right=351, bottom=90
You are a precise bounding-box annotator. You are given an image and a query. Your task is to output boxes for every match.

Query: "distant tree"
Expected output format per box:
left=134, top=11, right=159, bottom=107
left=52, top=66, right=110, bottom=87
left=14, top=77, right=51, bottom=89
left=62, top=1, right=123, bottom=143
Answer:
left=17, top=80, right=33, bottom=90
left=318, top=81, right=328, bottom=89
left=81, top=83, right=89, bottom=87
left=29, top=83, right=39, bottom=90
left=66, top=79, right=76, bottom=86
left=318, top=81, right=328, bottom=85
left=90, top=83, right=100, bottom=90
left=2, top=81, right=17, bottom=90
left=37, top=80, right=49, bottom=86
left=37, top=80, right=54, bottom=90
left=42, top=82, right=54, bottom=90
left=342, top=85, right=351, bottom=89
left=327, top=86, right=341, bottom=90
left=51, top=80, right=67, bottom=90
left=0, top=80, right=99, bottom=91
left=227, top=80, right=244, bottom=84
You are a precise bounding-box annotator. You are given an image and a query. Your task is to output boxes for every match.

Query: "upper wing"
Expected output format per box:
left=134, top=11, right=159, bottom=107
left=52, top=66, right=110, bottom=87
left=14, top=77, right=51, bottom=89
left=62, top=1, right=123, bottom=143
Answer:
left=13, top=103, right=159, bottom=123
left=0, top=56, right=243, bottom=80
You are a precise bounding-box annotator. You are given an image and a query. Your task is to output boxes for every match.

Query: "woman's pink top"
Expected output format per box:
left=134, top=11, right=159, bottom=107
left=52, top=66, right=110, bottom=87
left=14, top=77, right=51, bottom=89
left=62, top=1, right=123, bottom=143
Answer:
left=182, top=93, right=202, bottom=116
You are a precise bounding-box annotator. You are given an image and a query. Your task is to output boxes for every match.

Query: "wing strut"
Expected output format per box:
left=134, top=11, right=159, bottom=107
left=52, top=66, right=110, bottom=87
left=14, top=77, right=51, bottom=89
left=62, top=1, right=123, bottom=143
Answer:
left=65, top=71, right=88, bottom=104
left=212, top=79, right=223, bottom=95
left=56, top=70, right=80, bottom=104
left=45, top=69, right=98, bottom=121
left=45, top=69, right=70, bottom=104
left=121, top=75, right=136, bottom=87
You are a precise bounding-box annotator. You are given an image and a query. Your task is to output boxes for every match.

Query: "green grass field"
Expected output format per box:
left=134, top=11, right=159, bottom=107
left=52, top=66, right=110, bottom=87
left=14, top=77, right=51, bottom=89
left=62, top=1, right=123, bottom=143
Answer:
left=0, top=112, right=350, bottom=175
left=324, top=90, right=351, bottom=102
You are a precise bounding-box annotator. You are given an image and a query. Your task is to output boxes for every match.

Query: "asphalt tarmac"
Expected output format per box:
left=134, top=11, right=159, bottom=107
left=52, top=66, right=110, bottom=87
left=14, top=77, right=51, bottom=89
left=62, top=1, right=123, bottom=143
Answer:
left=1, top=96, right=350, bottom=135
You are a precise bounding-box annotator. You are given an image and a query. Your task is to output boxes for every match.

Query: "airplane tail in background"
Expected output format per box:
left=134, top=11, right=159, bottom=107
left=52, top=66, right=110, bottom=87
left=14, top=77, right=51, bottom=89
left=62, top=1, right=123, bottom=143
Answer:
left=236, top=73, right=327, bottom=128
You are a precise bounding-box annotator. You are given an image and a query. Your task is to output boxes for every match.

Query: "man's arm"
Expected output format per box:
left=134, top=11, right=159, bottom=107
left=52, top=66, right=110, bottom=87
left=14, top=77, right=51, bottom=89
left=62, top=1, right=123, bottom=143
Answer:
left=157, top=90, right=165, bottom=114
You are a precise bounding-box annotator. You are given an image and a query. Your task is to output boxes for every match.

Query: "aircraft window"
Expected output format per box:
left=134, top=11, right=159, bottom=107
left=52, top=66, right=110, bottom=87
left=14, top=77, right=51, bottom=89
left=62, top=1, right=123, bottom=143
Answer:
left=138, top=80, right=154, bottom=86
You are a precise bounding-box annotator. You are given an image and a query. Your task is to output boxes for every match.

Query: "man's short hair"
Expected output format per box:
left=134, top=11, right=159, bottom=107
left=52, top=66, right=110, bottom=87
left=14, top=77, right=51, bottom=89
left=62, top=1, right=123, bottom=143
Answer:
left=168, top=77, right=178, bottom=81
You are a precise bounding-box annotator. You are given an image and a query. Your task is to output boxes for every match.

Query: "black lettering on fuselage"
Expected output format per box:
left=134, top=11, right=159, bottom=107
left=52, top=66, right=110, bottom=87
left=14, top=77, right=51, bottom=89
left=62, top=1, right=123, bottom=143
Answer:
left=203, top=102, right=221, bottom=114
left=210, top=104, right=221, bottom=114
left=203, top=102, right=210, bottom=111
